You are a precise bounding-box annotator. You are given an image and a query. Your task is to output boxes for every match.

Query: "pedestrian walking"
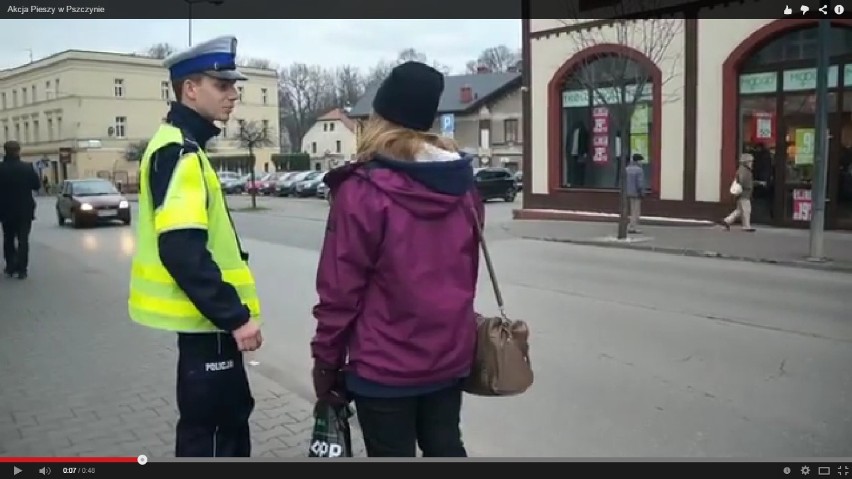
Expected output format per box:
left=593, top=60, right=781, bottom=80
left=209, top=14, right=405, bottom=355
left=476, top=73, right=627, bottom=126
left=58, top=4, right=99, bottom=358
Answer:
left=0, top=141, right=41, bottom=279
left=127, top=35, right=263, bottom=457
left=722, top=153, right=756, bottom=232
left=626, top=153, right=645, bottom=234
left=310, top=61, right=481, bottom=457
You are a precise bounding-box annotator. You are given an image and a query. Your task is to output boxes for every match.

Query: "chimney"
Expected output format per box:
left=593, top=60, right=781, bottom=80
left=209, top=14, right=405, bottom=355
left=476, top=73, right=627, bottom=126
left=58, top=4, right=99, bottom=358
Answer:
left=476, top=65, right=491, bottom=74
left=460, top=85, right=473, bottom=103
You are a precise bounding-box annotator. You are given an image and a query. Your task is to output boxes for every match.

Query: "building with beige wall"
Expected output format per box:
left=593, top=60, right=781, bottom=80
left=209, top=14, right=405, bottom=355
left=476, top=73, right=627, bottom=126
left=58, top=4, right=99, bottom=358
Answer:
left=348, top=71, right=524, bottom=172
left=521, top=8, right=852, bottom=230
left=301, top=108, right=357, bottom=170
left=0, top=49, right=280, bottom=186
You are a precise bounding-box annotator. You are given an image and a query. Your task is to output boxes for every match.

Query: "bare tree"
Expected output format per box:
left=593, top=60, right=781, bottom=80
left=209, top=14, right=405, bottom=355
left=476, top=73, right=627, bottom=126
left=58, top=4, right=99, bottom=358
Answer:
left=465, top=45, right=521, bottom=73
left=397, top=48, right=428, bottom=63
left=560, top=4, right=682, bottom=239
left=236, top=120, right=274, bottom=209
left=278, top=63, right=338, bottom=152
left=334, top=65, right=366, bottom=108
left=144, top=43, right=178, bottom=59
left=365, top=60, right=395, bottom=90
left=431, top=61, right=453, bottom=76
left=365, top=48, right=452, bottom=90
left=237, top=57, right=276, bottom=69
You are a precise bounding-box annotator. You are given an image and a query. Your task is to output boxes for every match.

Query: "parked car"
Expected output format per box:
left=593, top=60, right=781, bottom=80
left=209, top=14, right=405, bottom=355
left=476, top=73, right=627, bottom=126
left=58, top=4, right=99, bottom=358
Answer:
left=276, top=170, right=314, bottom=197
left=257, top=171, right=289, bottom=195
left=316, top=181, right=329, bottom=200
left=514, top=171, right=523, bottom=191
left=245, top=172, right=276, bottom=195
left=221, top=174, right=246, bottom=194
left=474, top=167, right=517, bottom=202
left=56, top=178, right=132, bottom=228
left=217, top=170, right=241, bottom=184
left=294, top=171, right=326, bottom=197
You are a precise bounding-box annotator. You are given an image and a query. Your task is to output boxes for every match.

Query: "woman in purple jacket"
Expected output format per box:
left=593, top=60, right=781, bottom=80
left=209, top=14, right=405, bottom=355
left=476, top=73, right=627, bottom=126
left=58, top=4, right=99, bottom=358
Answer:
left=310, top=61, right=483, bottom=457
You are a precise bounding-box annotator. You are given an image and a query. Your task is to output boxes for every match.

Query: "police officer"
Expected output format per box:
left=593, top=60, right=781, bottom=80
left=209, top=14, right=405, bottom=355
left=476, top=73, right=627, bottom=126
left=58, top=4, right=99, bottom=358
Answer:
left=127, top=35, right=263, bottom=457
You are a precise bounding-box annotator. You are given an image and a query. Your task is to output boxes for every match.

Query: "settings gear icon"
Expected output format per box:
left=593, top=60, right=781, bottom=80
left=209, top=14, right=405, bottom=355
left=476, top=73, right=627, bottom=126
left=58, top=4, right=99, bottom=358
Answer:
left=801, top=466, right=811, bottom=475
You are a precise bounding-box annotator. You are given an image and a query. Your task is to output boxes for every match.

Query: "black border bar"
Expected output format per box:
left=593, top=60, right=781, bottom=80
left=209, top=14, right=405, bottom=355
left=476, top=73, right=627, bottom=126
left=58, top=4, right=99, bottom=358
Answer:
left=7, top=460, right=850, bottom=478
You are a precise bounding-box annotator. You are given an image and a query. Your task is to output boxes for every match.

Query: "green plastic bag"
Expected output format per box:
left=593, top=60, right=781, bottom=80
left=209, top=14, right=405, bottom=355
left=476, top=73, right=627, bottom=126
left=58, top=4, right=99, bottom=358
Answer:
left=308, top=401, right=354, bottom=458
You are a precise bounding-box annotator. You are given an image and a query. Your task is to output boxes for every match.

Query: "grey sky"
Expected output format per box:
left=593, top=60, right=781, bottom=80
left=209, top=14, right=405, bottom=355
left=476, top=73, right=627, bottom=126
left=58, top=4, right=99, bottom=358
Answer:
left=0, top=19, right=521, bottom=73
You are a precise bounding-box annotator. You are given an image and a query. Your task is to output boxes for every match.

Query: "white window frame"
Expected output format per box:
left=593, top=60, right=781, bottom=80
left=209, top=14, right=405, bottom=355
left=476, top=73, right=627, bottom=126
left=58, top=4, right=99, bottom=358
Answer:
left=114, top=116, right=127, bottom=138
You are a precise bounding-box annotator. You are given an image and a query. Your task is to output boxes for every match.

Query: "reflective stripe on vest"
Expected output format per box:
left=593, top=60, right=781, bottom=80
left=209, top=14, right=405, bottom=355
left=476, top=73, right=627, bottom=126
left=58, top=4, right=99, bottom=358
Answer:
left=128, top=123, right=261, bottom=332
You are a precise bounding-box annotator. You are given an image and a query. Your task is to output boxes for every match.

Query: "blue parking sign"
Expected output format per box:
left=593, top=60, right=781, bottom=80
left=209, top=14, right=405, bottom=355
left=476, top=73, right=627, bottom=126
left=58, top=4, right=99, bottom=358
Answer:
left=440, top=114, right=454, bottom=138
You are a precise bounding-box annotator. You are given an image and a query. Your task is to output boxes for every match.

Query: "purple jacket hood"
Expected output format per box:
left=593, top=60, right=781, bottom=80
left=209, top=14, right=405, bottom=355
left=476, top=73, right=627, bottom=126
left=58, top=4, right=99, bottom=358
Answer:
left=324, top=151, right=476, bottom=218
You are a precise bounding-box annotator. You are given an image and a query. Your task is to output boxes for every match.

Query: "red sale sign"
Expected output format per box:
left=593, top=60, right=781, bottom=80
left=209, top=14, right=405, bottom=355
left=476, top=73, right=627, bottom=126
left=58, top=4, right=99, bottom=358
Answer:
left=752, top=112, right=775, bottom=144
left=592, top=107, right=609, bottom=164
left=792, top=188, right=812, bottom=221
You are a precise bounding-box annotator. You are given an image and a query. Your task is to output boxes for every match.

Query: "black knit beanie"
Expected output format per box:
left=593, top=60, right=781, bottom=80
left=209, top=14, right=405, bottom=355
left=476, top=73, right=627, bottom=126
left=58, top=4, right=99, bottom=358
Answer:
left=372, top=61, right=444, bottom=131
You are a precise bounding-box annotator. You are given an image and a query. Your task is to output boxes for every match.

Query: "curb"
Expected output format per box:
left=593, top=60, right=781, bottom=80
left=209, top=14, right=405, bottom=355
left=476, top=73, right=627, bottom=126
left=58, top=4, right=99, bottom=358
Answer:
left=513, top=208, right=715, bottom=227
left=520, top=235, right=852, bottom=274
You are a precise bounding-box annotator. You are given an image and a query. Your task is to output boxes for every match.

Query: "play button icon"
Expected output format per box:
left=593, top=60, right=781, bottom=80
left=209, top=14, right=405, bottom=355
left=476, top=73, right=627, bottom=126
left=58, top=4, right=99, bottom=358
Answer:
left=13, top=466, right=22, bottom=476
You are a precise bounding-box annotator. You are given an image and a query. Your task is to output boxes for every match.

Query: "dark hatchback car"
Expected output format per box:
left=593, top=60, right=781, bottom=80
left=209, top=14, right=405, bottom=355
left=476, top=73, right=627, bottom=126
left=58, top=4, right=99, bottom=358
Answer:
left=474, top=167, right=517, bottom=202
left=56, top=178, right=132, bottom=228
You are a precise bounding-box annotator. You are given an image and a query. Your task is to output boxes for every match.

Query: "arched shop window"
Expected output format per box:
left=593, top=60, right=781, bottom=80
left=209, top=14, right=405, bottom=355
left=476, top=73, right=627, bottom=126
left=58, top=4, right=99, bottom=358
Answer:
left=736, top=24, right=852, bottom=224
left=559, top=55, right=655, bottom=190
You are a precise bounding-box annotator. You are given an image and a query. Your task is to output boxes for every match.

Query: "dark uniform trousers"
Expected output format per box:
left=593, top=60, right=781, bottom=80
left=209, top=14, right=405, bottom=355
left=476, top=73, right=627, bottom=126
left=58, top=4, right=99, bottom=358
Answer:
left=175, top=332, right=255, bottom=457
left=1, top=218, right=33, bottom=274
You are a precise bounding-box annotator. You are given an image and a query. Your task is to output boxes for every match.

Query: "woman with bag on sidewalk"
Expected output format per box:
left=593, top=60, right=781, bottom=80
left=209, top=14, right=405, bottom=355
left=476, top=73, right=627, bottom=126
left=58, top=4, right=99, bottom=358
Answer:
left=309, top=61, right=481, bottom=457
left=721, top=153, right=756, bottom=232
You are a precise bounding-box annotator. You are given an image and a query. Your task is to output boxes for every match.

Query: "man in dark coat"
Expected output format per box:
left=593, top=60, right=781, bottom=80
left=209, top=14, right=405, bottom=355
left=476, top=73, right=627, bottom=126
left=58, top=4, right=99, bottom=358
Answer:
left=0, top=141, right=41, bottom=279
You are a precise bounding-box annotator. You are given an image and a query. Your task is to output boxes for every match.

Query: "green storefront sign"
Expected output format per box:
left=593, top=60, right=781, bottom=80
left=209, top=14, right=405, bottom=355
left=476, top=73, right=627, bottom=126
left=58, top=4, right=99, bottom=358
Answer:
left=740, top=72, right=777, bottom=94
left=783, top=65, right=839, bottom=91
left=741, top=65, right=846, bottom=94
left=562, top=84, right=653, bottom=108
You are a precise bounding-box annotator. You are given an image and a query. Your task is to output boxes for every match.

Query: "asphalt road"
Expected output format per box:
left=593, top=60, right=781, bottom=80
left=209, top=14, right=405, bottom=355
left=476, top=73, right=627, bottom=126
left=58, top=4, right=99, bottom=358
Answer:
left=22, top=195, right=852, bottom=457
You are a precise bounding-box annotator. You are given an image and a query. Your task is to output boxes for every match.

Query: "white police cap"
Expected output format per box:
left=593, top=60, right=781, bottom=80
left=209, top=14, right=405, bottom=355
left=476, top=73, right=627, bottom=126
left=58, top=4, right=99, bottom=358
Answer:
left=163, top=35, right=248, bottom=81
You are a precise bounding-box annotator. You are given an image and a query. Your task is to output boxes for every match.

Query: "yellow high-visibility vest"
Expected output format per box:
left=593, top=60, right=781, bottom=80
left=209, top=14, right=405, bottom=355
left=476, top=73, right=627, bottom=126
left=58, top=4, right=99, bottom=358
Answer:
left=128, top=123, right=261, bottom=332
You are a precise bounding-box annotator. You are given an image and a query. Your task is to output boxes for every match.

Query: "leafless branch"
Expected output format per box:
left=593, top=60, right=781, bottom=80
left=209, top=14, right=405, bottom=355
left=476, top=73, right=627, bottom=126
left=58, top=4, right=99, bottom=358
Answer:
left=236, top=120, right=274, bottom=150
left=558, top=0, right=684, bottom=120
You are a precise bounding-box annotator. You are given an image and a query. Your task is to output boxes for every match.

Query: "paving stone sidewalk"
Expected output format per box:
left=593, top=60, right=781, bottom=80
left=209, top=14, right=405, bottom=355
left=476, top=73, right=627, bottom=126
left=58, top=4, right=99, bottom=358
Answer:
left=0, top=241, right=364, bottom=458
left=505, top=220, right=852, bottom=273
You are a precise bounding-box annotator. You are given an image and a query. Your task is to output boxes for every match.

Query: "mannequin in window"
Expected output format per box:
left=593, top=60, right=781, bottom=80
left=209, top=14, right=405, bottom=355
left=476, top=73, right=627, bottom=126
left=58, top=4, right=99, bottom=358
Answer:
left=564, top=120, right=588, bottom=186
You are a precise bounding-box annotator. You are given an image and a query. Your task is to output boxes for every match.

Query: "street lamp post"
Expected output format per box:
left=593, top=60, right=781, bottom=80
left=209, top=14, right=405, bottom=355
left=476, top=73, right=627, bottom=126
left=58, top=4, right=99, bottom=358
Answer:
left=808, top=20, right=831, bottom=261
left=184, top=0, right=224, bottom=47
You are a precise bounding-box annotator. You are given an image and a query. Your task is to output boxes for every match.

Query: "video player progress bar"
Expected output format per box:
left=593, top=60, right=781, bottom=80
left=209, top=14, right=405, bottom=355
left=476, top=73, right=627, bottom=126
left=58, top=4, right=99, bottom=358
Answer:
left=0, top=457, right=139, bottom=463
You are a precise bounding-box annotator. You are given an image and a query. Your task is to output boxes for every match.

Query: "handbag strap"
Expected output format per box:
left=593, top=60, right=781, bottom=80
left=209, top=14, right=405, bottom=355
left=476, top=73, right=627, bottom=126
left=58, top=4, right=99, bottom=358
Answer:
left=464, top=193, right=507, bottom=320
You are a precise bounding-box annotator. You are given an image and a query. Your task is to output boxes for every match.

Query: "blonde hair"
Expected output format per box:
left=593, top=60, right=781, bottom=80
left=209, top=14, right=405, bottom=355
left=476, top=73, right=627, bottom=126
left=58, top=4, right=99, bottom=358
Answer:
left=355, top=113, right=458, bottom=162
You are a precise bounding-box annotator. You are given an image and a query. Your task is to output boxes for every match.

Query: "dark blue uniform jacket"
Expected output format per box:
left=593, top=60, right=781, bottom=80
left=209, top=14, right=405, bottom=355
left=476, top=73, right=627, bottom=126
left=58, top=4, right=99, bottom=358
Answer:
left=150, top=102, right=249, bottom=332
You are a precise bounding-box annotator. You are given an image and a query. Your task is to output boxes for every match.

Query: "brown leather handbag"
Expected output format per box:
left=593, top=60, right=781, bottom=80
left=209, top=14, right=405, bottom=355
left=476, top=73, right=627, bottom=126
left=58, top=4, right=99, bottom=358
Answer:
left=462, top=199, right=534, bottom=397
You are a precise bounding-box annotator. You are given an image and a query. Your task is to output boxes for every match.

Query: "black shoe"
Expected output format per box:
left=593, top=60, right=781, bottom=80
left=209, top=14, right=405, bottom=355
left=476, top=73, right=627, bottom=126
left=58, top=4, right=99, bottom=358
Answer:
left=3, top=267, right=13, bottom=277
left=16, top=271, right=27, bottom=280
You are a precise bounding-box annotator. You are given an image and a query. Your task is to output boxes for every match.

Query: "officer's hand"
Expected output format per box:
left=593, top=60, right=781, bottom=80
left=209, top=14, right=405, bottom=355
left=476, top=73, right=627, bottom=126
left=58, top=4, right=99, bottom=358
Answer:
left=232, top=320, right=263, bottom=352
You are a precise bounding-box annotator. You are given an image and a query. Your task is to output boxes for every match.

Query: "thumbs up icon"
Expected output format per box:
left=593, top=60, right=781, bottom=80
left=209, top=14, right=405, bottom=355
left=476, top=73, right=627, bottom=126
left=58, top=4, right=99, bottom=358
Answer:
left=783, top=4, right=792, bottom=13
